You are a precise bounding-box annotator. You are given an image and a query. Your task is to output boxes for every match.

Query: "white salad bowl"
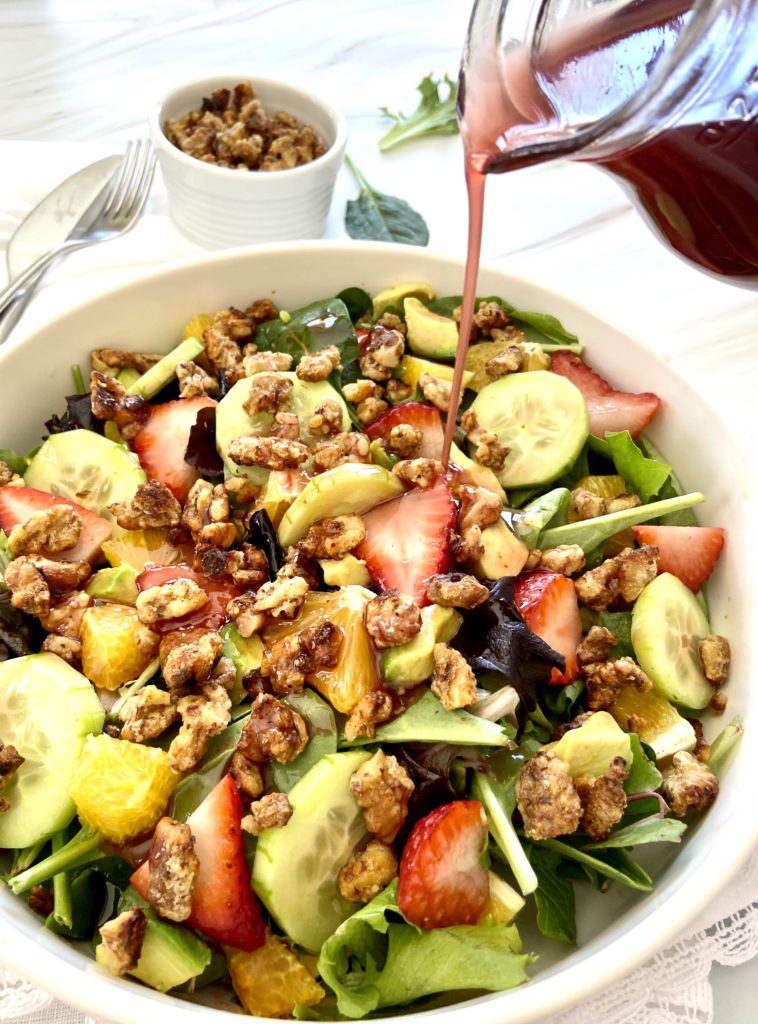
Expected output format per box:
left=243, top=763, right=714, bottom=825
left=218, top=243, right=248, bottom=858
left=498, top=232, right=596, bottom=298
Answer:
left=0, top=241, right=755, bottom=1024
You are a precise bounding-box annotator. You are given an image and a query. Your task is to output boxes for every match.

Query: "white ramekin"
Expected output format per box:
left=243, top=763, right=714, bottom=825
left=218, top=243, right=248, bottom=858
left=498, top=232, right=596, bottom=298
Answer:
left=148, top=75, right=347, bottom=249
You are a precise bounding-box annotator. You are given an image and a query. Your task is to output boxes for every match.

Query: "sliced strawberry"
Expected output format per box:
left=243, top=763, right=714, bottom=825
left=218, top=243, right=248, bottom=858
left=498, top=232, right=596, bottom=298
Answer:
left=356, top=476, right=457, bottom=604
left=551, top=350, right=660, bottom=438
left=514, top=570, right=582, bottom=684
left=136, top=563, right=240, bottom=634
left=365, top=402, right=444, bottom=460
left=132, top=396, right=216, bottom=502
left=632, top=524, right=725, bottom=592
left=132, top=775, right=265, bottom=952
left=0, top=485, right=111, bottom=563
left=398, top=800, right=489, bottom=929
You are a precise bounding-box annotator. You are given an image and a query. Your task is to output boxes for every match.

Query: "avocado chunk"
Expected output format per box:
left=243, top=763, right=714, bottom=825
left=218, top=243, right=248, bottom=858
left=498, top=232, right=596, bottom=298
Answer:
left=220, top=623, right=263, bottom=703
left=395, top=354, right=473, bottom=398
left=472, top=519, right=529, bottom=581
left=381, top=605, right=462, bottom=685
left=319, top=554, right=373, bottom=588
left=126, top=337, right=204, bottom=400
left=369, top=438, right=397, bottom=470
left=278, top=463, right=403, bottom=547
left=404, top=297, right=459, bottom=360
left=86, top=565, right=138, bottom=605
left=372, top=281, right=436, bottom=319
left=547, top=711, right=632, bottom=778
left=111, top=888, right=211, bottom=992
left=256, top=469, right=308, bottom=527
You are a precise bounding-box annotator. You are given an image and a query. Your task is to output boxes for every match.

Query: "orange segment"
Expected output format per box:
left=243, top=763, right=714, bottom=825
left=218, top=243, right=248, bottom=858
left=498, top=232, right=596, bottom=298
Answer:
left=264, top=586, right=378, bottom=713
left=80, top=604, right=159, bottom=691
left=102, top=528, right=193, bottom=571
left=226, top=934, right=324, bottom=1018
left=182, top=313, right=214, bottom=340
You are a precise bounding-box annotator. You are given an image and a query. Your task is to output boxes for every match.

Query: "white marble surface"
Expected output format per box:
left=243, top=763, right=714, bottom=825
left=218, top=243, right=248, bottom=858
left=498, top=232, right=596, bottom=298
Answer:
left=0, top=1, right=756, bottom=1022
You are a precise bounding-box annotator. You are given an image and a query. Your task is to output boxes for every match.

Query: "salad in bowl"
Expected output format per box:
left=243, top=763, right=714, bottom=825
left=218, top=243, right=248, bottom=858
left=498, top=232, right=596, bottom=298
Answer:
left=0, top=244, right=749, bottom=1024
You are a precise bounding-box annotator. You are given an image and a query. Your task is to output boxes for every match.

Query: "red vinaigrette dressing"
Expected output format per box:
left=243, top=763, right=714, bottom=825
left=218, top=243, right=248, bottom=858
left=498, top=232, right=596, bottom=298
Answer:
left=441, top=0, right=758, bottom=463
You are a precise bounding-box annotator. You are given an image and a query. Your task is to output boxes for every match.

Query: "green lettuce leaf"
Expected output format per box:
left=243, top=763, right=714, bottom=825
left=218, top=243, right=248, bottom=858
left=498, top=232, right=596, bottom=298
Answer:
left=583, top=815, right=686, bottom=850
left=625, top=734, right=663, bottom=794
left=378, top=74, right=459, bottom=152
left=526, top=845, right=576, bottom=944
left=589, top=431, right=671, bottom=502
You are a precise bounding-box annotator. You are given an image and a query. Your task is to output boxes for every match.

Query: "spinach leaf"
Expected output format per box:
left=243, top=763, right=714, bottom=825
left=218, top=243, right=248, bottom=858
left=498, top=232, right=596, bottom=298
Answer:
left=624, top=733, right=662, bottom=793
left=598, top=610, right=634, bottom=659
left=378, top=73, right=459, bottom=152
left=509, top=309, right=579, bottom=346
left=0, top=447, right=31, bottom=475
left=526, top=845, right=576, bottom=944
left=336, top=287, right=372, bottom=324
left=543, top=680, right=585, bottom=721
left=345, top=156, right=429, bottom=246
left=592, top=431, right=671, bottom=502
left=514, top=487, right=571, bottom=547
left=535, top=837, right=653, bottom=891
left=426, top=294, right=512, bottom=318
left=583, top=815, right=686, bottom=850
left=255, top=298, right=358, bottom=369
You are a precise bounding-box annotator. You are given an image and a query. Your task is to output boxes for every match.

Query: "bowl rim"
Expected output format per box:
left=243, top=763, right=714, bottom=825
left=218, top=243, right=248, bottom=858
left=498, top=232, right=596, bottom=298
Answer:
left=0, top=239, right=755, bottom=1024
left=148, top=73, right=348, bottom=180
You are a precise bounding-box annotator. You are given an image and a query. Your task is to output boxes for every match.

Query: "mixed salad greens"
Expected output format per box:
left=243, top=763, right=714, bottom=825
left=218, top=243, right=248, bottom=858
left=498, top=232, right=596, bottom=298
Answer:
left=0, top=280, right=742, bottom=1019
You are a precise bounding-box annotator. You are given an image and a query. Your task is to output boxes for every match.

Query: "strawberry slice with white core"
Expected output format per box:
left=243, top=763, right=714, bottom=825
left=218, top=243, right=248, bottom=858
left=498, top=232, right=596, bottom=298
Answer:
left=132, top=396, right=216, bottom=503
left=514, top=570, right=582, bottom=684
left=551, top=351, right=660, bottom=439
left=0, top=485, right=111, bottom=563
left=356, top=476, right=457, bottom=605
left=365, top=402, right=444, bottom=460
left=632, top=524, right=725, bottom=593
left=131, top=774, right=265, bottom=952
left=398, top=800, right=489, bottom=929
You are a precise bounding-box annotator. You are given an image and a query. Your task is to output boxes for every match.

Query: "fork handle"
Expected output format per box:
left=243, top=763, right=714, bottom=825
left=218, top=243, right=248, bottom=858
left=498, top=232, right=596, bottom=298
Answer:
left=0, top=240, right=86, bottom=317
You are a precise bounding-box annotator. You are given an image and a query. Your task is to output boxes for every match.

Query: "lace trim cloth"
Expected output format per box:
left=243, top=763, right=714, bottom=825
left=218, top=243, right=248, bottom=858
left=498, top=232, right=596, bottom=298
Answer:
left=1, top=851, right=756, bottom=1024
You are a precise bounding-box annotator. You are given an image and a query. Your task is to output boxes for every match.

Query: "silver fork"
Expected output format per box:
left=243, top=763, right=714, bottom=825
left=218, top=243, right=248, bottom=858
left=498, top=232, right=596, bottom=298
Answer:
left=0, top=140, right=156, bottom=320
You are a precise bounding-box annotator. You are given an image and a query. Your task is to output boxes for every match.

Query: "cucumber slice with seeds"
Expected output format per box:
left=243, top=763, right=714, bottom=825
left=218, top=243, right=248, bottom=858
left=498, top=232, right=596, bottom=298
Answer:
left=631, top=572, right=713, bottom=709
left=469, top=371, right=589, bottom=488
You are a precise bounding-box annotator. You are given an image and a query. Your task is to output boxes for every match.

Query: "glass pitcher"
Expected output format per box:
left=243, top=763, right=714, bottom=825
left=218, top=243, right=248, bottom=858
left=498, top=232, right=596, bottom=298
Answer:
left=459, top=0, right=758, bottom=286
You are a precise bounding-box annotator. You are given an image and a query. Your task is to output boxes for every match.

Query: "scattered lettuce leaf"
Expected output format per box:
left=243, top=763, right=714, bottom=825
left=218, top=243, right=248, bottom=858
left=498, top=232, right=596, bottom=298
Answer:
left=590, top=431, right=671, bottom=502
left=272, top=690, right=337, bottom=793
left=708, top=716, right=743, bottom=776
left=535, top=837, right=653, bottom=891
left=513, top=487, right=570, bottom=547
left=625, top=734, right=663, bottom=794
left=378, top=74, right=459, bottom=153
left=256, top=298, right=359, bottom=369
left=598, top=610, right=634, bottom=659
left=345, top=157, right=429, bottom=246
left=526, top=844, right=576, bottom=944
left=0, top=448, right=31, bottom=475
left=184, top=406, right=223, bottom=478
left=395, top=743, right=488, bottom=833
left=639, top=436, right=698, bottom=526
left=336, top=287, right=372, bottom=324
left=45, top=393, right=103, bottom=436
left=509, top=309, right=579, bottom=346
left=474, top=773, right=537, bottom=896
left=583, top=815, right=686, bottom=850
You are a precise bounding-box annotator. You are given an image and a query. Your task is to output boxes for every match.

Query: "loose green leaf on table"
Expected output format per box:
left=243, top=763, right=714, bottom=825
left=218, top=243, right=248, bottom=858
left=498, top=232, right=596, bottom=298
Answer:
left=378, top=73, right=459, bottom=152
left=256, top=298, right=359, bottom=369
left=344, top=156, right=429, bottom=246
left=526, top=844, right=576, bottom=944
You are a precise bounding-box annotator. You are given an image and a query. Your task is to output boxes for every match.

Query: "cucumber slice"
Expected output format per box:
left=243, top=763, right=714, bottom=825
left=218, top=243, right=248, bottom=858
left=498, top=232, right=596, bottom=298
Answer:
left=631, top=572, right=713, bottom=709
left=469, top=371, right=589, bottom=488
left=252, top=749, right=370, bottom=952
left=126, top=338, right=204, bottom=400
left=0, top=652, right=104, bottom=848
left=24, top=429, right=146, bottom=519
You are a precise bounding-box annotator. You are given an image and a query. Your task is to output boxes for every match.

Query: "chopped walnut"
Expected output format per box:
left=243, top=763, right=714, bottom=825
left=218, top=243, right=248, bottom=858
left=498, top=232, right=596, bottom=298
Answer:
left=0, top=460, right=20, bottom=485
left=458, top=486, right=502, bottom=533
left=230, top=543, right=270, bottom=590
left=8, top=504, right=82, bottom=556
left=311, top=432, right=371, bottom=472
left=40, top=634, right=82, bottom=665
left=308, top=399, right=344, bottom=436
left=268, top=408, right=299, bottom=440
left=698, top=634, right=730, bottom=687
left=296, top=345, right=341, bottom=382
left=228, top=750, right=264, bottom=799
left=605, top=493, right=643, bottom=514
left=569, top=488, right=606, bottom=521
left=226, top=593, right=266, bottom=638
left=26, top=554, right=91, bottom=592
left=585, top=657, right=652, bottom=711
left=39, top=591, right=91, bottom=639
left=121, top=685, right=178, bottom=742
left=261, top=621, right=342, bottom=695
left=194, top=522, right=238, bottom=564
left=0, top=740, right=24, bottom=813
left=91, top=348, right=160, bottom=375
left=384, top=424, right=422, bottom=459
left=575, top=757, right=629, bottom=841
left=182, top=479, right=230, bottom=536
left=176, top=360, right=220, bottom=399
left=575, top=545, right=658, bottom=611
left=168, top=680, right=232, bottom=773
left=224, top=475, right=260, bottom=505
left=709, top=691, right=728, bottom=714
left=661, top=751, right=719, bottom=817
left=89, top=370, right=150, bottom=440
left=386, top=378, right=413, bottom=404
left=196, top=545, right=245, bottom=581
left=27, top=885, right=54, bottom=917
left=243, top=373, right=293, bottom=416
left=251, top=568, right=309, bottom=619
left=147, top=817, right=199, bottom=922
left=393, top=458, right=443, bottom=489
left=344, top=691, right=393, bottom=742
left=350, top=750, right=414, bottom=843
left=97, top=909, right=147, bottom=977
left=109, top=481, right=182, bottom=531
left=359, top=325, right=405, bottom=381
left=365, top=591, right=422, bottom=649
left=426, top=572, right=488, bottom=609
left=343, top=379, right=381, bottom=405
left=418, top=373, right=451, bottom=413
left=228, top=435, right=308, bottom=470
left=4, top=557, right=50, bottom=616
left=237, top=693, right=308, bottom=764
left=241, top=792, right=293, bottom=835
left=136, top=579, right=209, bottom=625
left=577, top=625, right=617, bottom=668
left=531, top=544, right=586, bottom=576
left=159, top=628, right=223, bottom=697
left=299, top=515, right=366, bottom=560
left=431, top=643, right=477, bottom=710
left=356, top=395, right=389, bottom=425
left=460, top=410, right=509, bottom=471
left=485, top=346, right=524, bottom=378
left=473, top=300, right=511, bottom=334
left=450, top=525, right=484, bottom=564
left=242, top=349, right=293, bottom=376
left=516, top=750, right=582, bottom=841
left=337, top=839, right=398, bottom=903
left=282, top=547, right=320, bottom=589
left=203, top=307, right=254, bottom=378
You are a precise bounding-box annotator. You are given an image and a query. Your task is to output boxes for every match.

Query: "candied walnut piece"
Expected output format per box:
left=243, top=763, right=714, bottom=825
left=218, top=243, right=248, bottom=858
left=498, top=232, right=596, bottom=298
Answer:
left=0, top=460, right=20, bottom=485
left=575, top=756, right=629, bottom=841
left=296, top=345, right=341, bottom=382
left=8, top=504, right=82, bottom=556
left=606, top=493, right=642, bottom=514
left=261, top=621, right=342, bottom=695
left=516, top=750, right=582, bottom=841
left=40, top=634, right=82, bottom=665
left=485, top=346, right=524, bottom=378
left=147, top=817, right=199, bottom=922
left=89, top=370, right=150, bottom=440
left=393, top=458, right=443, bottom=489
left=532, top=544, right=586, bottom=576
left=430, top=643, right=477, bottom=710
left=243, top=373, right=293, bottom=416
left=418, top=372, right=451, bottom=413
left=97, top=908, right=147, bottom=976
left=4, top=557, right=50, bottom=616
left=226, top=593, right=266, bottom=638
left=136, top=579, right=209, bottom=625
left=356, top=395, right=389, bottom=425
left=39, top=590, right=91, bottom=639
left=182, top=479, right=230, bottom=536
left=344, top=691, right=393, bottom=742
left=308, top=399, right=344, bottom=436
left=121, top=685, right=178, bottom=742
left=661, top=751, right=719, bottom=817
left=426, top=572, right=488, bottom=609
left=569, top=488, right=606, bottom=522
left=27, top=555, right=91, bottom=592
left=350, top=750, right=414, bottom=843
left=698, top=634, right=730, bottom=687
left=176, top=360, right=220, bottom=399
left=458, top=485, right=502, bottom=533
left=575, top=545, right=658, bottom=611
left=460, top=410, right=509, bottom=471
left=251, top=568, right=309, bottom=619
left=237, top=693, right=308, bottom=764
left=241, top=792, right=293, bottom=836
left=0, top=740, right=24, bottom=813
left=168, top=680, right=232, bottom=773
left=228, top=435, right=308, bottom=470
left=109, top=481, right=182, bottom=531
left=585, top=657, right=652, bottom=711
left=229, top=750, right=264, bottom=799
left=473, top=300, right=511, bottom=334
left=365, top=591, right=422, bottom=649
left=299, top=515, right=366, bottom=560
left=450, top=525, right=484, bottom=564
left=91, top=348, right=160, bottom=375
left=203, top=307, right=254, bottom=378
left=337, top=839, right=398, bottom=903
left=343, top=379, right=382, bottom=405
left=577, top=626, right=618, bottom=668
left=242, top=350, right=293, bottom=376
left=386, top=378, right=413, bottom=404
left=359, top=325, right=405, bottom=381
left=384, top=424, right=422, bottom=459
left=159, top=628, right=224, bottom=698
left=311, top=432, right=371, bottom=472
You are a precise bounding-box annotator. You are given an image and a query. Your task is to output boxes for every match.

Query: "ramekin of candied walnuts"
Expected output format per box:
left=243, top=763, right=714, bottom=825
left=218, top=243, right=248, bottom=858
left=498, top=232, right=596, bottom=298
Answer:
left=148, top=75, right=347, bottom=249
